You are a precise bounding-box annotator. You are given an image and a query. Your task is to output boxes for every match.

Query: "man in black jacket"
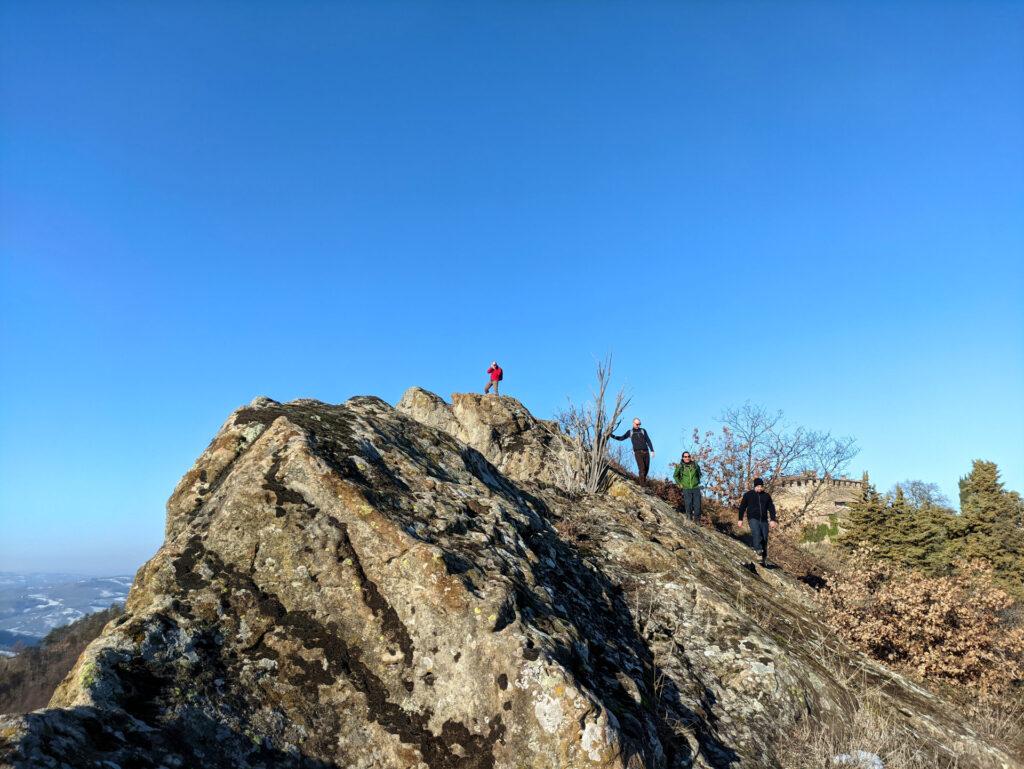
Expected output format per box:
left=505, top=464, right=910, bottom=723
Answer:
left=611, top=418, right=655, bottom=485
left=738, top=478, right=777, bottom=566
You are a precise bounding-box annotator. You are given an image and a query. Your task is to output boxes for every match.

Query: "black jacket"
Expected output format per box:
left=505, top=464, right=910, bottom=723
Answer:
left=738, top=490, right=777, bottom=522
left=611, top=427, right=654, bottom=453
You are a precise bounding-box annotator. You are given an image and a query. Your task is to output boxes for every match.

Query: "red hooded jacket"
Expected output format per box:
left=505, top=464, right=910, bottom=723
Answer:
left=488, top=365, right=503, bottom=382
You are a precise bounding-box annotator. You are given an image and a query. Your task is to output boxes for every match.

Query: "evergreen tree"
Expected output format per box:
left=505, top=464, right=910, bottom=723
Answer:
left=910, top=502, right=955, bottom=574
left=885, top=486, right=914, bottom=563
left=839, top=483, right=890, bottom=555
left=1011, top=490, right=1024, bottom=530
left=890, top=485, right=953, bottom=575
left=843, top=484, right=954, bottom=575
left=952, top=460, right=1024, bottom=594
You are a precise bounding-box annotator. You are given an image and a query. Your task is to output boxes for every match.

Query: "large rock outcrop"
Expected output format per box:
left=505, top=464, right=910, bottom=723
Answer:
left=396, top=388, right=583, bottom=488
left=0, top=390, right=1017, bottom=769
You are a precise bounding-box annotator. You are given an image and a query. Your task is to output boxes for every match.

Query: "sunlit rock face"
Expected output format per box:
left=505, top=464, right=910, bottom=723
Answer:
left=396, top=388, right=584, bottom=489
left=0, top=391, right=1016, bottom=769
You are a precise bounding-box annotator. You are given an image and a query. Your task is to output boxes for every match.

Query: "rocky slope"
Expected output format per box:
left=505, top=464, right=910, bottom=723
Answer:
left=0, top=391, right=1017, bottom=769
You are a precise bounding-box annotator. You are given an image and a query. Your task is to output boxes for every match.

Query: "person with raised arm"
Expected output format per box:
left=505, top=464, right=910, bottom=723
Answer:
left=611, top=418, right=655, bottom=485
left=484, top=361, right=503, bottom=395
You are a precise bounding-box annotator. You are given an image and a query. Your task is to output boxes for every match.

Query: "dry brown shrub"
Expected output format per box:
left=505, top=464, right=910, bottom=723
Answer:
left=703, top=499, right=736, bottom=533
left=553, top=514, right=586, bottom=544
left=820, top=555, right=1024, bottom=693
left=644, top=477, right=684, bottom=511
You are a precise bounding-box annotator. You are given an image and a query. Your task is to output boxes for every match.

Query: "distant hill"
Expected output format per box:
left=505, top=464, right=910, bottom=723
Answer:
left=0, top=631, right=38, bottom=656
left=0, top=573, right=131, bottom=651
left=0, top=605, right=122, bottom=714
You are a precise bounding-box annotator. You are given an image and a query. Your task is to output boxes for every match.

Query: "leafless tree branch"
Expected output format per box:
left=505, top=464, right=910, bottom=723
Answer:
left=556, top=355, right=631, bottom=494
left=688, top=403, right=859, bottom=527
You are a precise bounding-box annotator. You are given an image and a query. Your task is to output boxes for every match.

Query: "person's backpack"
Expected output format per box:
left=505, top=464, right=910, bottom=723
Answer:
left=497, top=368, right=503, bottom=381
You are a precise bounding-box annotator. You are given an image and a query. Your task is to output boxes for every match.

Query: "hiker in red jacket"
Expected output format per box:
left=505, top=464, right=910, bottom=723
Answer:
left=485, top=361, right=503, bottom=395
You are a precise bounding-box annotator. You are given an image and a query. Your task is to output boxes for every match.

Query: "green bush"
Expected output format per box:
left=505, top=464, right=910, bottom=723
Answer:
left=801, top=514, right=840, bottom=543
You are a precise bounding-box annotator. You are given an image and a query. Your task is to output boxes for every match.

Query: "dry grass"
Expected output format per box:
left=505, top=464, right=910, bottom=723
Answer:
left=770, top=529, right=848, bottom=579
left=785, top=692, right=1023, bottom=768
left=774, top=645, right=971, bottom=769
left=776, top=609, right=1024, bottom=768
left=552, top=513, right=586, bottom=544
left=776, top=693, right=961, bottom=769
left=955, top=692, right=1024, bottom=759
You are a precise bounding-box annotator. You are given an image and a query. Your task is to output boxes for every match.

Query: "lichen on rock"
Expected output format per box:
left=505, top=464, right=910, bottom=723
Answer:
left=0, top=389, right=1018, bottom=769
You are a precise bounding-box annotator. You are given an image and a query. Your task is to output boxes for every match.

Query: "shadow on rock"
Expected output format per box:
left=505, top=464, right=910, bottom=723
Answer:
left=516, top=490, right=741, bottom=769
left=1, top=705, right=341, bottom=769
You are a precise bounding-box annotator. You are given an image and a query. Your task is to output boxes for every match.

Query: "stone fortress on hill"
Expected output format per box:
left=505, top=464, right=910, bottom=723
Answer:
left=771, top=471, right=869, bottom=524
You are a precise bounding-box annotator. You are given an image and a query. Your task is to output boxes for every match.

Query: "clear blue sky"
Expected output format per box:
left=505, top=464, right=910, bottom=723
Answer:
left=2, top=2, right=1022, bottom=575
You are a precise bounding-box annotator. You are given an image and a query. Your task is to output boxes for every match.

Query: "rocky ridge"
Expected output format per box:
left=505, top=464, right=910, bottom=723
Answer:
left=0, top=390, right=1017, bottom=769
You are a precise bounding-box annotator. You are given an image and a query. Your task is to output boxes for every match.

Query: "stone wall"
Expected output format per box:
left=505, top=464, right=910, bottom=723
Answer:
left=773, top=475, right=865, bottom=525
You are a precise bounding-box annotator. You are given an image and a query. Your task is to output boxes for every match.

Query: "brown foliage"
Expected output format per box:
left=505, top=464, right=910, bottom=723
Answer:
left=644, top=476, right=684, bottom=511
left=0, top=605, right=122, bottom=714
left=819, top=556, right=1024, bottom=693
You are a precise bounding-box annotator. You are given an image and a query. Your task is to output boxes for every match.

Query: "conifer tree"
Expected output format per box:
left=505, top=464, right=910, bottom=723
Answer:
left=1011, top=490, right=1024, bottom=530
left=842, top=484, right=954, bottom=575
left=888, top=485, right=952, bottom=575
left=839, top=483, right=890, bottom=555
left=885, top=486, right=914, bottom=563
left=909, top=501, right=955, bottom=574
left=953, top=460, right=1024, bottom=594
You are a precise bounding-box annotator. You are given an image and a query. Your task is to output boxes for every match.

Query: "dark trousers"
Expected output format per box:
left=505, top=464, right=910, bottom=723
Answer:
left=750, top=519, right=770, bottom=560
left=634, top=450, right=650, bottom=484
left=682, top=488, right=702, bottom=522
left=484, top=379, right=499, bottom=395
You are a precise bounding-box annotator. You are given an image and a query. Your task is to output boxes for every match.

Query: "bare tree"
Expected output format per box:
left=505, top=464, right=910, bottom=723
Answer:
left=689, top=402, right=858, bottom=525
left=607, top=439, right=632, bottom=472
left=720, top=403, right=787, bottom=491
left=556, top=355, right=631, bottom=494
left=788, top=432, right=860, bottom=523
left=891, top=480, right=952, bottom=510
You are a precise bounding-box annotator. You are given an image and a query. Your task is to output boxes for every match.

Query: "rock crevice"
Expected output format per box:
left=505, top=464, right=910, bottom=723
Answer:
left=1, top=389, right=1016, bottom=769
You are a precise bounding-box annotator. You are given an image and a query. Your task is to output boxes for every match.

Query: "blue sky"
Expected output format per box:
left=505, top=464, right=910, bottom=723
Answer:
left=2, top=1, right=1022, bottom=574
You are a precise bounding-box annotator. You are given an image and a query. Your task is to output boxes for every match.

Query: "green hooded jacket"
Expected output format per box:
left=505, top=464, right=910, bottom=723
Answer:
left=673, top=461, right=701, bottom=489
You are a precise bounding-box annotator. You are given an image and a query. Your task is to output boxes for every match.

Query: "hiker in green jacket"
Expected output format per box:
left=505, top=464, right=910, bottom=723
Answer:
left=673, top=451, right=703, bottom=523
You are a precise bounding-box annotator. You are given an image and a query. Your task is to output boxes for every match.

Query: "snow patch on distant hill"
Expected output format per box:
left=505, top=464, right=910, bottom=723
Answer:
left=0, top=572, right=131, bottom=650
